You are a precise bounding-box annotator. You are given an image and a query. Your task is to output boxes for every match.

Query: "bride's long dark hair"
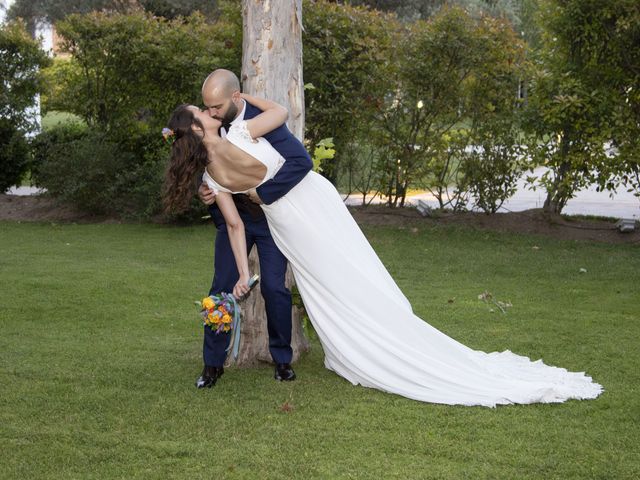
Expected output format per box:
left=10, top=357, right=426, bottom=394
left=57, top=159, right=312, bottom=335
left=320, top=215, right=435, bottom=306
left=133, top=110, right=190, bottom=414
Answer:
left=163, top=105, right=209, bottom=213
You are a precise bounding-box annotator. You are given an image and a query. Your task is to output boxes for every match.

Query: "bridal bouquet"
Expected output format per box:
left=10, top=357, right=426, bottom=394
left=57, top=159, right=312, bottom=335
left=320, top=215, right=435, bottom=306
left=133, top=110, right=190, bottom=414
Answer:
left=199, top=292, right=236, bottom=334
left=195, top=274, right=259, bottom=361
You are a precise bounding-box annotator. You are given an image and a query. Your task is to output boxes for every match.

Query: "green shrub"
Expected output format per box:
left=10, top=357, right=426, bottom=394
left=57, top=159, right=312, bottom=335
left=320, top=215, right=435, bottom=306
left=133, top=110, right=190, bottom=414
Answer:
left=31, top=121, right=88, bottom=161
left=0, top=121, right=31, bottom=193
left=32, top=125, right=126, bottom=214
left=32, top=124, right=175, bottom=218
left=109, top=131, right=169, bottom=220
left=33, top=10, right=241, bottom=218
left=460, top=126, right=525, bottom=214
left=47, top=11, right=241, bottom=134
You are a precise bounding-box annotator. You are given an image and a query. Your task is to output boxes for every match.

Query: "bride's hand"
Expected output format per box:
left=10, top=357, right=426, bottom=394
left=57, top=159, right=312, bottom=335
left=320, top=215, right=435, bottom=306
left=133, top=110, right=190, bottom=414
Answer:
left=233, top=275, right=251, bottom=299
left=238, top=92, right=257, bottom=103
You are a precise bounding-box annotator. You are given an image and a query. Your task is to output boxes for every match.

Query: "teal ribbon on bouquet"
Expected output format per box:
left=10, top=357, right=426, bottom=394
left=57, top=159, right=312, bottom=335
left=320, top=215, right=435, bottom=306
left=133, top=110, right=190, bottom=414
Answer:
left=226, top=295, right=242, bottom=361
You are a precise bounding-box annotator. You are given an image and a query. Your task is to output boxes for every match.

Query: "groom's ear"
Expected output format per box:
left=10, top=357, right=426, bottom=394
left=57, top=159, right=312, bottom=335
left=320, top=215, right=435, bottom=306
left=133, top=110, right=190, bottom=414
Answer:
left=231, top=90, right=241, bottom=102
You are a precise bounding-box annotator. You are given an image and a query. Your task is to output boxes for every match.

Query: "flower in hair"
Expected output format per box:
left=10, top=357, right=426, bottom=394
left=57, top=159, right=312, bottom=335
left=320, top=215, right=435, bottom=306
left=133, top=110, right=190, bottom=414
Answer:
left=162, top=127, right=175, bottom=145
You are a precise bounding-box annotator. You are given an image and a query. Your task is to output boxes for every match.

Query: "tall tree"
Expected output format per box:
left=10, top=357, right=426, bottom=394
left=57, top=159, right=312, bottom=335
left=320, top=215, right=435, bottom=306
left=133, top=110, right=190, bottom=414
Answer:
left=7, top=0, right=219, bottom=29
left=524, top=0, right=640, bottom=213
left=343, top=0, right=445, bottom=20
left=546, top=0, right=640, bottom=201
left=242, top=0, right=305, bottom=139
left=234, top=0, right=309, bottom=366
left=302, top=0, right=396, bottom=185
left=8, top=0, right=134, bottom=33
left=0, top=20, right=50, bottom=192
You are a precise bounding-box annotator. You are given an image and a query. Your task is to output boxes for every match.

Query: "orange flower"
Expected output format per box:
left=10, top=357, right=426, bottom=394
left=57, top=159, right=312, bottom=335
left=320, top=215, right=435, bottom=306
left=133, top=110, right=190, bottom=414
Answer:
left=202, top=297, right=215, bottom=310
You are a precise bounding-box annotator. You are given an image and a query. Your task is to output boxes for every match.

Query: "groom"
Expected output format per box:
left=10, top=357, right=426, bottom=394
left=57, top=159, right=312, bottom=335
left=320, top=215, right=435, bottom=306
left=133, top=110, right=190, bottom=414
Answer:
left=195, top=69, right=313, bottom=388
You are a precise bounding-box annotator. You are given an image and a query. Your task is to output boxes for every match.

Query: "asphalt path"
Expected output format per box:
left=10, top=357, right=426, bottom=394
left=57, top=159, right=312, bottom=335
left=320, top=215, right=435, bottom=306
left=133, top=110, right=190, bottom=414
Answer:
left=9, top=176, right=639, bottom=219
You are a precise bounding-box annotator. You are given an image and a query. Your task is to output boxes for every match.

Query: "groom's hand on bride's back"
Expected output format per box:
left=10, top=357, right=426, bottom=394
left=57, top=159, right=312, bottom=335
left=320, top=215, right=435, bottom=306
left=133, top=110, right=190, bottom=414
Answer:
left=246, top=188, right=263, bottom=205
left=198, top=183, right=217, bottom=205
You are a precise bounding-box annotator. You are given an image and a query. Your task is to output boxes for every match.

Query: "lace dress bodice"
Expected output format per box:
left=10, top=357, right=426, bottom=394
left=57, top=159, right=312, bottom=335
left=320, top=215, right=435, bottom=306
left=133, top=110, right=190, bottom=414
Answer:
left=202, top=121, right=285, bottom=194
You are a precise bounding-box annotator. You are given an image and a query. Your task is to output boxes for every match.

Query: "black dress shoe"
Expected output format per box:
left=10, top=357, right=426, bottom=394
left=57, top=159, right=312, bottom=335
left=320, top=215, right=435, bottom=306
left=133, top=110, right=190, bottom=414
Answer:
left=274, top=363, right=296, bottom=381
left=195, top=366, right=224, bottom=389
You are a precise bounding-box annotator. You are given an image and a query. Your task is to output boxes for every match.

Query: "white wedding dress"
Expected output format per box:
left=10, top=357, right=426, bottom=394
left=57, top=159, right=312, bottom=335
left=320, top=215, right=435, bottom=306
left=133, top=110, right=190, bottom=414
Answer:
left=203, top=121, right=603, bottom=407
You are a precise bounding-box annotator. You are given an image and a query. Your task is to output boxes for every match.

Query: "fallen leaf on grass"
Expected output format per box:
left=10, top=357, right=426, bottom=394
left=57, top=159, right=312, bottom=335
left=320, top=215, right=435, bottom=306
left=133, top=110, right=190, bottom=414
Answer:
left=279, top=400, right=294, bottom=413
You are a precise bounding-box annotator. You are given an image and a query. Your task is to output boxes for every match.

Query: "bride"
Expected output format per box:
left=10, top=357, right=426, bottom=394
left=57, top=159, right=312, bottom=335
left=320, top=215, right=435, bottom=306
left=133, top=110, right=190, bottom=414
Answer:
left=162, top=94, right=603, bottom=407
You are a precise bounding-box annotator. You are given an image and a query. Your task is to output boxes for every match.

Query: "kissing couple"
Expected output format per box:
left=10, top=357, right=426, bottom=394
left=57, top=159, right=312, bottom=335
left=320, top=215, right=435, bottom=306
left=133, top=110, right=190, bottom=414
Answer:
left=163, top=69, right=602, bottom=407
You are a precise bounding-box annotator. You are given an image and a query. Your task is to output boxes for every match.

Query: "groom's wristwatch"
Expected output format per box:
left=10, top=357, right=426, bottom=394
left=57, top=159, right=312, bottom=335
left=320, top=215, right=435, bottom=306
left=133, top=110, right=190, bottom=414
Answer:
left=248, top=274, right=259, bottom=291
left=238, top=274, right=260, bottom=301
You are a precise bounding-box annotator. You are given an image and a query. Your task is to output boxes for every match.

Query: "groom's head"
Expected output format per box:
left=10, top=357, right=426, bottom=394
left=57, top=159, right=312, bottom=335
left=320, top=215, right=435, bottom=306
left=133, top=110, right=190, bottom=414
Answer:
left=202, top=69, right=242, bottom=125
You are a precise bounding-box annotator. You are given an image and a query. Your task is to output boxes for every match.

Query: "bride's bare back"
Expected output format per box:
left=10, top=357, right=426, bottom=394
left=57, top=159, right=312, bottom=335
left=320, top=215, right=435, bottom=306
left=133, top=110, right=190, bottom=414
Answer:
left=205, top=139, right=267, bottom=193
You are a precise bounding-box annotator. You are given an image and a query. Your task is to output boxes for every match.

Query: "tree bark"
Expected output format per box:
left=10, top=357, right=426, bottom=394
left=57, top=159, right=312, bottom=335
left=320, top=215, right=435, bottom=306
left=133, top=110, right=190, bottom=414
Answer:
left=229, top=0, right=308, bottom=367
left=242, top=0, right=305, bottom=139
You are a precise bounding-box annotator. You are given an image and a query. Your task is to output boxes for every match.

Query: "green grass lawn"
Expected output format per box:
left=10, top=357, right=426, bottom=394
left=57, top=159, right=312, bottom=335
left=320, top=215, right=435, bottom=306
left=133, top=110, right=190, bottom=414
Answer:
left=1, top=221, right=638, bottom=479
left=41, top=111, right=84, bottom=130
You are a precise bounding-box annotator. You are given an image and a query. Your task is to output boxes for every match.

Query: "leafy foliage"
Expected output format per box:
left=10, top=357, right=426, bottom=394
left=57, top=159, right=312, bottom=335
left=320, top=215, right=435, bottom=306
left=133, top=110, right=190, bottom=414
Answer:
left=377, top=7, right=526, bottom=208
left=0, top=20, right=50, bottom=191
left=31, top=123, right=171, bottom=217
left=12, top=0, right=636, bottom=216
left=7, top=0, right=220, bottom=26
left=302, top=0, right=397, bottom=184
left=460, top=125, right=526, bottom=213
left=311, top=138, right=335, bottom=173
left=48, top=11, right=240, bottom=133
left=522, top=0, right=640, bottom=213
left=35, top=10, right=240, bottom=217
left=0, top=121, right=31, bottom=192
left=546, top=0, right=640, bottom=200
left=348, top=0, right=524, bottom=24
left=458, top=15, right=528, bottom=213
left=523, top=72, right=611, bottom=213
left=347, top=0, right=447, bottom=21
left=32, top=127, right=129, bottom=214
left=0, top=20, right=51, bottom=131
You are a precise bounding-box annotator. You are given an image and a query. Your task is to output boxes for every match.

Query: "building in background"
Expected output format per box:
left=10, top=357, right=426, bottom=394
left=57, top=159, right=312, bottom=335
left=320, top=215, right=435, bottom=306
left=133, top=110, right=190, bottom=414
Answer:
left=0, top=0, right=9, bottom=23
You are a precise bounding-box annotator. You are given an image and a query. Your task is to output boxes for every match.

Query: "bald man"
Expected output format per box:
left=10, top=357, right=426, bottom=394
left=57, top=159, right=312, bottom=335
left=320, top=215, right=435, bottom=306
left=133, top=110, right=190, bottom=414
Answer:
left=195, top=69, right=313, bottom=389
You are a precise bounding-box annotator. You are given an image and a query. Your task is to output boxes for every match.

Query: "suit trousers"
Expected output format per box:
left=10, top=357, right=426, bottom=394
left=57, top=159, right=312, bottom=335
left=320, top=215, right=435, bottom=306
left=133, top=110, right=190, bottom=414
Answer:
left=203, top=211, right=293, bottom=367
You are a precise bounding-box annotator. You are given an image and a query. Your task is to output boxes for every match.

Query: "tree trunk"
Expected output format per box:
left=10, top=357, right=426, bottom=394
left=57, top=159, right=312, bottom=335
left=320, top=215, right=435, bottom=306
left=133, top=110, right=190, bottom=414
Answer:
left=241, top=0, right=305, bottom=139
left=543, top=137, right=572, bottom=215
left=230, top=0, right=309, bottom=367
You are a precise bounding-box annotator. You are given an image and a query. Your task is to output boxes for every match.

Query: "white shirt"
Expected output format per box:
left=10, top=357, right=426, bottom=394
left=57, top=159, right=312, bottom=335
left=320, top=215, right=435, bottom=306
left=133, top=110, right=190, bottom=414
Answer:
left=221, top=100, right=247, bottom=138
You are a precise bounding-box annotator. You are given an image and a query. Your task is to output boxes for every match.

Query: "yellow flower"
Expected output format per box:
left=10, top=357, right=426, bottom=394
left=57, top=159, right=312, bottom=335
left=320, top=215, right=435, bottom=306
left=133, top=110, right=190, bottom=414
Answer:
left=222, top=314, right=232, bottom=324
left=223, top=325, right=231, bottom=332
left=202, top=297, right=215, bottom=309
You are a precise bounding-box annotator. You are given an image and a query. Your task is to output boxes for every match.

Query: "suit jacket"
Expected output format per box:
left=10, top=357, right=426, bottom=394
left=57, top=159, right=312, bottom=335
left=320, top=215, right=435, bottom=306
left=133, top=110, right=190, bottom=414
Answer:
left=209, top=102, right=313, bottom=227
left=248, top=103, right=313, bottom=204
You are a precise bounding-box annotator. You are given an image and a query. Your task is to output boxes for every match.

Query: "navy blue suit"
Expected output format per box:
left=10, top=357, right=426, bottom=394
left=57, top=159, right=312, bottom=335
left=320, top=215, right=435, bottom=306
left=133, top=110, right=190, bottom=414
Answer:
left=203, top=102, right=313, bottom=367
